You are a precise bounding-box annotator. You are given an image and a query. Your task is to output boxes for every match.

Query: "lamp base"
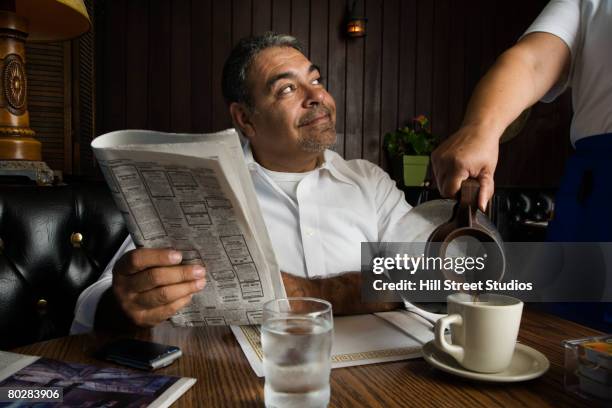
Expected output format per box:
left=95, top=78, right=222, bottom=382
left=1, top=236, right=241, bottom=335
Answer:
left=0, top=135, right=41, bottom=160
left=0, top=9, right=43, bottom=162
left=0, top=159, right=54, bottom=185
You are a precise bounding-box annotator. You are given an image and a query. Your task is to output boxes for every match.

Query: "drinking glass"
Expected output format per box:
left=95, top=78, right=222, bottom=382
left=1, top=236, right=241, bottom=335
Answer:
left=261, top=297, right=333, bottom=408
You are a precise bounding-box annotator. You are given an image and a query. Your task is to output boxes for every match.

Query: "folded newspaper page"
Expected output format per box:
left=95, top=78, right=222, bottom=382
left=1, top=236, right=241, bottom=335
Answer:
left=91, top=129, right=285, bottom=326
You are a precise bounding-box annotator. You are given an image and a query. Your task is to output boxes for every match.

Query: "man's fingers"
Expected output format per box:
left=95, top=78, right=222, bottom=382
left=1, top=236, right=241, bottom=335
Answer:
left=440, top=177, right=462, bottom=198
left=134, top=279, right=206, bottom=308
left=131, top=264, right=206, bottom=292
left=478, top=174, right=495, bottom=212
left=440, top=168, right=468, bottom=198
left=115, top=248, right=183, bottom=276
left=151, top=295, right=195, bottom=325
left=131, top=294, right=195, bottom=327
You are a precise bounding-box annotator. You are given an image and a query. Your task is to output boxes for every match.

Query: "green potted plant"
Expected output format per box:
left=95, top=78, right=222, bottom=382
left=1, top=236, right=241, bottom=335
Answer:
left=384, top=115, right=439, bottom=186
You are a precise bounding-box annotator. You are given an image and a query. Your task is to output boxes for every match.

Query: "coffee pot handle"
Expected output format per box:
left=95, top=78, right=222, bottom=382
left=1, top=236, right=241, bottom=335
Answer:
left=456, top=178, right=480, bottom=228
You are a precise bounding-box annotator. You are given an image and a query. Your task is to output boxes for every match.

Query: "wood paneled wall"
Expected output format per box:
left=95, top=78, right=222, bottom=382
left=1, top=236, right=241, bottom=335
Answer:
left=95, top=0, right=572, bottom=187
left=26, top=43, right=71, bottom=173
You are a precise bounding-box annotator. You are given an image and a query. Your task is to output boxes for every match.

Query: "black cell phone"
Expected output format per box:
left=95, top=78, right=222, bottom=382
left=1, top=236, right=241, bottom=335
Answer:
left=98, top=338, right=182, bottom=370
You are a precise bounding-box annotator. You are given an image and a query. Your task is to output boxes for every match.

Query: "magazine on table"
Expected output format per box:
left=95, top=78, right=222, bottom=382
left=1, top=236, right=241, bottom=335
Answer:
left=91, top=129, right=285, bottom=327
left=0, top=350, right=195, bottom=408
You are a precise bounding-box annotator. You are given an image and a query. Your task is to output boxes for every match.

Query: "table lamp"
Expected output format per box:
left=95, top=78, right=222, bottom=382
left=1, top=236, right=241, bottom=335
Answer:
left=0, top=0, right=90, bottom=184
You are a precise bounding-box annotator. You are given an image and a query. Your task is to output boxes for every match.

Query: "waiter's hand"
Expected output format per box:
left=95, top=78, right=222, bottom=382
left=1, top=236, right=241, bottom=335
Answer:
left=431, top=123, right=500, bottom=211
left=112, top=248, right=206, bottom=327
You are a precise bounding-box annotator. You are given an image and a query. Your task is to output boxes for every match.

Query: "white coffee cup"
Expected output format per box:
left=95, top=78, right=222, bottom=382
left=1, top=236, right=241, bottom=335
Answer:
left=434, top=293, right=523, bottom=373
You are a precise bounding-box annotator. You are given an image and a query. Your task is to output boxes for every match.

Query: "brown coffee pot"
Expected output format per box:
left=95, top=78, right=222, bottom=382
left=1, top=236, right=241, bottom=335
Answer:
left=425, top=179, right=506, bottom=286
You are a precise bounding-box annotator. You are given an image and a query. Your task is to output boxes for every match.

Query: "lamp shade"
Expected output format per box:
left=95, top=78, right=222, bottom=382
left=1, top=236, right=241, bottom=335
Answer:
left=15, top=0, right=90, bottom=41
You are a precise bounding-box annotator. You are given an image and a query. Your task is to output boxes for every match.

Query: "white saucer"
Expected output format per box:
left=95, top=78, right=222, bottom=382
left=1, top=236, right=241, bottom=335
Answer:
left=422, top=341, right=550, bottom=382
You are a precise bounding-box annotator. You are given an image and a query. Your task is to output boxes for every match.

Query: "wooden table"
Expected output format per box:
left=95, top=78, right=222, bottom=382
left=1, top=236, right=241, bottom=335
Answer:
left=14, top=309, right=603, bottom=407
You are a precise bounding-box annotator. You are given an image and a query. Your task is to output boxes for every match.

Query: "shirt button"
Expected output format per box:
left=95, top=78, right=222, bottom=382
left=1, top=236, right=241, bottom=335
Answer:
left=305, top=228, right=315, bottom=237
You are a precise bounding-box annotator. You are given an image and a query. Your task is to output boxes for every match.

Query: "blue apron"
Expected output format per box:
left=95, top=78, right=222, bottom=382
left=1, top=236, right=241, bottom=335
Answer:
left=546, top=133, right=612, bottom=331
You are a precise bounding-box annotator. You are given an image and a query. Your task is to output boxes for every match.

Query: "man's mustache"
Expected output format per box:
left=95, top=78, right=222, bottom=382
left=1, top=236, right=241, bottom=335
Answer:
left=298, top=106, right=333, bottom=127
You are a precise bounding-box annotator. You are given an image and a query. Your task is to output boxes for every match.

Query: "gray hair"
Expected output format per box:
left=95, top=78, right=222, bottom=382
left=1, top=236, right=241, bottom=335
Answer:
left=222, top=32, right=302, bottom=107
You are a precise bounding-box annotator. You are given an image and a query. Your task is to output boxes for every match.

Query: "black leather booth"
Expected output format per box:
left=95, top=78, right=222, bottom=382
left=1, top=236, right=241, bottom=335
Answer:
left=0, top=182, right=127, bottom=350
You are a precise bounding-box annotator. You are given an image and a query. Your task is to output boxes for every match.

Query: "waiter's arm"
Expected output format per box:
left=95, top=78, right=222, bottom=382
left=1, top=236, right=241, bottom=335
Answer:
left=432, top=32, right=570, bottom=210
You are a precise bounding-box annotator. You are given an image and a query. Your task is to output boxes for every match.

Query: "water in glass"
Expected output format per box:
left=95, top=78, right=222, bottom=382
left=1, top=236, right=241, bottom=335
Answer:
left=262, top=316, right=333, bottom=408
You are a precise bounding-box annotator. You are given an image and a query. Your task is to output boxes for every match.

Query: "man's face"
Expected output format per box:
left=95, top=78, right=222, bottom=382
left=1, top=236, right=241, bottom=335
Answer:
left=241, top=46, right=337, bottom=163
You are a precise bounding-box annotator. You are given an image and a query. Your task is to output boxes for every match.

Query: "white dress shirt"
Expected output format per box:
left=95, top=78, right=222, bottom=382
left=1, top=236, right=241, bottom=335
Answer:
left=71, top=138, right=415, bottom=334
left=247, top=144, right=413, bottom=278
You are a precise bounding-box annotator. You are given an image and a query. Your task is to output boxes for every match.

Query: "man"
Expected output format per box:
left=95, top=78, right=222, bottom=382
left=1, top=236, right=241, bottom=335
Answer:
left=431, top=0, right=611, bottom=330
left=72, top=33, right=415, bottom=333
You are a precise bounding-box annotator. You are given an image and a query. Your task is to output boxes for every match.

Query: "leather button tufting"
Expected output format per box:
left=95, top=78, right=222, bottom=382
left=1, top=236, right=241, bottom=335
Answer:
left=70, top=232, right=83, bottom=247
left=0, top=182, right=129, bottom=349
left=37, top=298, right=48, bottom=313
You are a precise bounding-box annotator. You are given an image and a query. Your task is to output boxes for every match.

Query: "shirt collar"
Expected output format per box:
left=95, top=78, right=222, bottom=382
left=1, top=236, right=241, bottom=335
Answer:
left=242, top=139, right=356, bottom=186
left=243, top=140, right=258, bottom=169
left=320, top=149, right=357, bottom=186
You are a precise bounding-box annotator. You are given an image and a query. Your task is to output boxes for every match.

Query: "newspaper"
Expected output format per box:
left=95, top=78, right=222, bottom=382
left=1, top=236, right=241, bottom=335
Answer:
left=91, top=129, right=285, bottom=326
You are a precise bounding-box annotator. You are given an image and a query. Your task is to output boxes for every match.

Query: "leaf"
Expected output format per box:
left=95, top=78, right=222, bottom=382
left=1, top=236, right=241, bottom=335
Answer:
left=384, top=115, right=440, bottom=156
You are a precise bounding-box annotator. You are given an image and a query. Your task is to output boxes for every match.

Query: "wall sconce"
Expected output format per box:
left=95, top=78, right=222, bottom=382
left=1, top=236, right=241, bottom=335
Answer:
left=346, top=0, right=367, bottom=38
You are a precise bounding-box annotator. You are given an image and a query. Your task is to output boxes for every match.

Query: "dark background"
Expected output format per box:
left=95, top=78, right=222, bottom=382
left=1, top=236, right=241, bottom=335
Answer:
left=31, top=0, right=573, bottom=188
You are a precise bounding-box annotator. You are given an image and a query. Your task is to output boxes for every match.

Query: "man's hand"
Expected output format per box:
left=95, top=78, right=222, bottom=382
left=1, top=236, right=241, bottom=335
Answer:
left=431, top=123, right=500, bottom=211
left=111, top=248, right=206, bottom=327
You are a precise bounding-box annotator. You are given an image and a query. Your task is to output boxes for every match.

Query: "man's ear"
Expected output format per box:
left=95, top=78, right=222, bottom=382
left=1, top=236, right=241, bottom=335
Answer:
left=229, top=102, right=256, bottom=140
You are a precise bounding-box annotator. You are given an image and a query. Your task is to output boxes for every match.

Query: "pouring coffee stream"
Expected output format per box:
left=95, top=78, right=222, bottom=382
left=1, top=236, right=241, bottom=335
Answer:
left=424, top=179, right=506, bottom=298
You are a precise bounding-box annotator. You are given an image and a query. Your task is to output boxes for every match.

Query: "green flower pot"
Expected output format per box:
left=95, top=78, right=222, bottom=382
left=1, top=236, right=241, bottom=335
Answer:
left=403, top=155, right=429, bottom=186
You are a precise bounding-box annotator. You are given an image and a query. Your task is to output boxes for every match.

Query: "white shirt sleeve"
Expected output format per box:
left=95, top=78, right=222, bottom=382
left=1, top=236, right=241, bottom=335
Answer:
left=522, top=0, right=581, bottom=102
left=70, top=235, right=135, bottom=334
left=371, top=165, right=413, bottom=242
